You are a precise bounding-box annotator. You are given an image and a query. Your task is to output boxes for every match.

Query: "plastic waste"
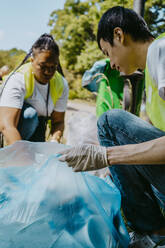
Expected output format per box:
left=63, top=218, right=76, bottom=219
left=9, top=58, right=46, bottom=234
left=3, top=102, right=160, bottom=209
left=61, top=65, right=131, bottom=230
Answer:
left=82, top=59, right=107, bottom=92
left=0, top=141, right=130, bottom=248
left=66, top=111, right=99, bottom=146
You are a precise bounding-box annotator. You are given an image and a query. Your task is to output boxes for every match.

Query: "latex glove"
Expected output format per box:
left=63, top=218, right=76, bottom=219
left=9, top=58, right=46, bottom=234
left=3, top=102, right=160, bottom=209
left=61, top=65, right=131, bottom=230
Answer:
left=59, top=144, right=109, bottom=172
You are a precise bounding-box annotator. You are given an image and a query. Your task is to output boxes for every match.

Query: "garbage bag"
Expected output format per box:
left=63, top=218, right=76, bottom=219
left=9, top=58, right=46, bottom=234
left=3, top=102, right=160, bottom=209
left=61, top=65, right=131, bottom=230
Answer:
left=0, top=141, right=130, bottom=248
left=66, top=111, right=99, bottom=146
left=66, top=111, right=109, bottom=178
left=82, top=59, right=107, bottom=92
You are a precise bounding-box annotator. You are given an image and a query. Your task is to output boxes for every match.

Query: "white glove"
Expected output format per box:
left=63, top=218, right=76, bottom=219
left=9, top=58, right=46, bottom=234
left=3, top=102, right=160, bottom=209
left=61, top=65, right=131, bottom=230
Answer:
left=58, top=144, right=109, bottom=172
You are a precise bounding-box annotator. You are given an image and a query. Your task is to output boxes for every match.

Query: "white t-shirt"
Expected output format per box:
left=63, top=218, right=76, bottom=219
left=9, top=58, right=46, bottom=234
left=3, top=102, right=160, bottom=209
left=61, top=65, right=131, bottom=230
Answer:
left=0, top=72, right=69, bottom=117
left=147, top=35, right=165, bottom=100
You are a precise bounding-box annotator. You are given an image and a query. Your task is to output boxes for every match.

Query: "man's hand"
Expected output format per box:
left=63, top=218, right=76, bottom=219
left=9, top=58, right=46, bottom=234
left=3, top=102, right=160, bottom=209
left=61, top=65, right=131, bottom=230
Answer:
left=58, top=144, right=109, bottom=172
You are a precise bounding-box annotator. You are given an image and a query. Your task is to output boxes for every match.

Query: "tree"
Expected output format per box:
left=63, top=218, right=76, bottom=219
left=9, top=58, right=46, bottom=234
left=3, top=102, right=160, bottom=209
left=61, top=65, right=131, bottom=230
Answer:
left=145, top=0, right=165, bottom=36
left=0, top=48, right=26, bottom=72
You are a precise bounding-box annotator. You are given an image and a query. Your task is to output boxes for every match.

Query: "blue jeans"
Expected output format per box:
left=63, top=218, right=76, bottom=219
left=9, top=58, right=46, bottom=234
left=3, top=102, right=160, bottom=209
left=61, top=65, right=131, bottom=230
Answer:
left=17, top=103, right=47, bottom=142
left=97, top=109, right=165, bottom=233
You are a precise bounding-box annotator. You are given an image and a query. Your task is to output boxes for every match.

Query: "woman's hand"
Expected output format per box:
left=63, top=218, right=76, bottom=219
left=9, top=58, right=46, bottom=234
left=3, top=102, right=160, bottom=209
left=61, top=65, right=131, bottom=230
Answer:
left=49, top=130, right=62, bottom=143
left=50, top=111, right=65, bottom=143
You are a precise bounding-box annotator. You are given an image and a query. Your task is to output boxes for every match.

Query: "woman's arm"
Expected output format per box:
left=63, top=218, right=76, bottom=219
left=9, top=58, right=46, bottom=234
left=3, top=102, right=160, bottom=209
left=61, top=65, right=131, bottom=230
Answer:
left=49, top=110, right=65, bottom=143
left=0, top=106, right=22, bottom=145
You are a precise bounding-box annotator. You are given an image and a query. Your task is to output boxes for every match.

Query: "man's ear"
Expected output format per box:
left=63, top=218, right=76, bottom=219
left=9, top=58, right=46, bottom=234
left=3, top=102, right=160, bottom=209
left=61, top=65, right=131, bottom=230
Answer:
left=113, top=27, right=124, bottom=44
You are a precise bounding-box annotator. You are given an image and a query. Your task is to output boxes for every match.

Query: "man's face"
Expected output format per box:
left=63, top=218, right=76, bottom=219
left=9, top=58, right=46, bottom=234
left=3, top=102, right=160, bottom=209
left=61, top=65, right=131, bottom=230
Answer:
left=100, top=29, right=138, bottom=75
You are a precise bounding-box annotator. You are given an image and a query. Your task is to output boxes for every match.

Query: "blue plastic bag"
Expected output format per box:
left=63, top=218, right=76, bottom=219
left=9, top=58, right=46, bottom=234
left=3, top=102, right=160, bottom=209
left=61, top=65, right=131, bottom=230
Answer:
left=82, top=59, right=107, bottom=92
left=0, top=141, right=130, bottom=248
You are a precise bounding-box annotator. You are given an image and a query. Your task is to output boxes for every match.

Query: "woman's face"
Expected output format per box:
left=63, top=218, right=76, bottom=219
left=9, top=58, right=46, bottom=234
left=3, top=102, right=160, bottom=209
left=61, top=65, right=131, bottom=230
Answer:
left=31, top=50, right=59, bottom=84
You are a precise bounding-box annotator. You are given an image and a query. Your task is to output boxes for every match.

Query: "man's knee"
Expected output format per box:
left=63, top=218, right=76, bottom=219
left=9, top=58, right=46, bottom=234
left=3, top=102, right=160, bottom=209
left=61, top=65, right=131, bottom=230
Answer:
left=97, top=109, right=128, bottom=130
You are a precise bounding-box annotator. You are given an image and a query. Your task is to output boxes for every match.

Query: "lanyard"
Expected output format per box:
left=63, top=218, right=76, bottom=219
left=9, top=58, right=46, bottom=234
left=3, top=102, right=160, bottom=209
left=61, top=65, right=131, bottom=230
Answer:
left=46, top=83, right=50, bottom=119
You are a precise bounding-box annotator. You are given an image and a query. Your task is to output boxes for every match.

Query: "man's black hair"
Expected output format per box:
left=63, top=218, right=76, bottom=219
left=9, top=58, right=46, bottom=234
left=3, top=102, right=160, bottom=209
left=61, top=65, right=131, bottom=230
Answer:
left=97, top=6, right=153, bottom=49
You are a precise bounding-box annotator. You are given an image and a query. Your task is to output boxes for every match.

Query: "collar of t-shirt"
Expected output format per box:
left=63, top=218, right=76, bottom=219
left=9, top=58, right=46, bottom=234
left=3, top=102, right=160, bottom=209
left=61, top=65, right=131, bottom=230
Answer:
left=35, top=80, right=49, bottom=102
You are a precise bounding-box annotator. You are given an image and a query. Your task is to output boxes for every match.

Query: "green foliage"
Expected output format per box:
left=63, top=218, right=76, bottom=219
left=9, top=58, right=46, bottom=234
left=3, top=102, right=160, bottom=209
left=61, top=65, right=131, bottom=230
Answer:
left=49, top=0, right=165, bottom=99
left=145, top=0, right=165, bottom=37
left=0, top=48, right=26, bottom=72
left=75, top=42, right=103, bottom=74
left=65, top=69, right=94, bottom=100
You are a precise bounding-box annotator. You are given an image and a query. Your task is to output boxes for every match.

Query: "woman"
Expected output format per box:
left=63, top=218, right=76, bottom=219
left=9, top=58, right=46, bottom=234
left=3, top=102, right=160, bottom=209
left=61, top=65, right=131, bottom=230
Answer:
left=0, top=33, right=69, bottom=145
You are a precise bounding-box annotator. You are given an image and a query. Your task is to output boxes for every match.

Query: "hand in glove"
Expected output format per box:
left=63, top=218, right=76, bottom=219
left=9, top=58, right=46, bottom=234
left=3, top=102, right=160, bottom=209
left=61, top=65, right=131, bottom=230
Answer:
left=58, top=144, right=109, bottom=172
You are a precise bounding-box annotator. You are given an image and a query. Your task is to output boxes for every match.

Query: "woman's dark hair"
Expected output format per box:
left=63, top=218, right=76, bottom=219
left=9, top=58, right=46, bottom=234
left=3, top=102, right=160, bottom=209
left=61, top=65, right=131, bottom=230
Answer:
left=31, top=33, right=60, bottom=57
left=30, top=33, right=64, bottom=76
left=97, top=6, right=154, bottom=49
left=19, top=33, right=61, bottom=70
left=16, top=34, right=63, bottom=75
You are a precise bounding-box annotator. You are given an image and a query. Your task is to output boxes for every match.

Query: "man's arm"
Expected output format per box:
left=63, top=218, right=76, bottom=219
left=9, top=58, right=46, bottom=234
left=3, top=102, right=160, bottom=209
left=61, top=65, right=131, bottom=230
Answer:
left=58, top=136, right=165, bottom=172
left=107, top=136, right=165, bottom=165
left=0, top=106, right=22, bottom=145
left=49, top=110, right=65, bottom=143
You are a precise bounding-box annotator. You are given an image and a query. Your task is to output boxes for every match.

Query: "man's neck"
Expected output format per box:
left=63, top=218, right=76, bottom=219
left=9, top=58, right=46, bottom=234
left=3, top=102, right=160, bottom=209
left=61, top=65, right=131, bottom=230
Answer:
left=134, top=38, right=154, bottom=71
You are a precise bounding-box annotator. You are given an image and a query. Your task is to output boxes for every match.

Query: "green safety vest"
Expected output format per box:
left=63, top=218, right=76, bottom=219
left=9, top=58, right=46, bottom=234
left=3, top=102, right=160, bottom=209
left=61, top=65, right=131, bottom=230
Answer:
left=17, top=62, right=64, bottom=105
left=145, top=33, right=165, bottom=131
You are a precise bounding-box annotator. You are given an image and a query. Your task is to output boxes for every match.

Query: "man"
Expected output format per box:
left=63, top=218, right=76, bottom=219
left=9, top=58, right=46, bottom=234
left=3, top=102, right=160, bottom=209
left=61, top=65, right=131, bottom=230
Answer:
left=59, top=6, right=165, bottom=248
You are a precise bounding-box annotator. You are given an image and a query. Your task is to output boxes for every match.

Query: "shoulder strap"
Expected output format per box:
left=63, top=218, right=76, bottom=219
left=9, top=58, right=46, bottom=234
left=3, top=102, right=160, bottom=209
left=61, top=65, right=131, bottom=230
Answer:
left=50, top=71, right=64, bottom=105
